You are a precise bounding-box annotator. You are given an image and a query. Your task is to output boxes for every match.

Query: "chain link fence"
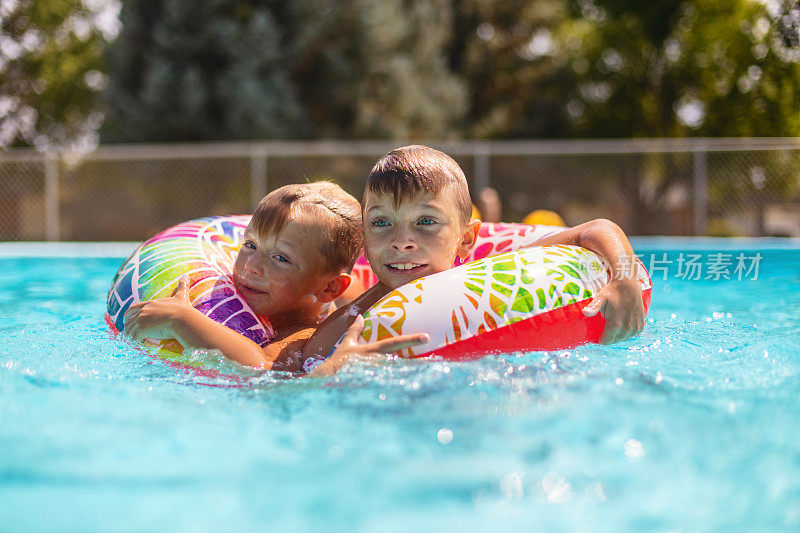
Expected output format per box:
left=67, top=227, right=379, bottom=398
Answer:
left=2, top=138, right=799, bottom=241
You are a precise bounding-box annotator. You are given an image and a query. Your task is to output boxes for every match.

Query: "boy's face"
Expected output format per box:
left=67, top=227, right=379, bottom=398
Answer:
left=233, top=210, right=330, bottom=318
left=363, top=187, right=478, bottom=289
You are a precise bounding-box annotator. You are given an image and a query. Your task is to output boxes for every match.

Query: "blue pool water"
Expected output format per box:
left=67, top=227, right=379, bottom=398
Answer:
left=1, top=240, right=799, bottom=531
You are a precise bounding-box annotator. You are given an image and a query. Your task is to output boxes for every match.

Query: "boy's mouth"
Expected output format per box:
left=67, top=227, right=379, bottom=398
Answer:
left=236, top=280, right=267, bottom=295
left=386, top=262, right=427, bottom=273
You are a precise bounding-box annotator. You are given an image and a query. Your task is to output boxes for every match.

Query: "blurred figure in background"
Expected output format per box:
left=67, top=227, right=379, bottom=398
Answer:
left=473, top=187, right=502, bottom=223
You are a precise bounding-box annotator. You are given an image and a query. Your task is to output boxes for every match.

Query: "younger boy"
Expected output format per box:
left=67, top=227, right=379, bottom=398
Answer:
left=123, top=182, right=365, bottom=373
left=304, top=145, right=646, bottom=376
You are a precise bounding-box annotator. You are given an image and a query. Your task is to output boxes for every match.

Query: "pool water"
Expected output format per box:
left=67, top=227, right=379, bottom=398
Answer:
left=1, top=240, right=799, bottom=531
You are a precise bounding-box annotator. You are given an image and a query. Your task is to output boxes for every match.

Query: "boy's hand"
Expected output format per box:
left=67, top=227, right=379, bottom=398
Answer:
left=582, top=276, right=645, bottom=344
left=307, top=315, right=430, bottom=377
left=123, top=275, right=193, bottom=342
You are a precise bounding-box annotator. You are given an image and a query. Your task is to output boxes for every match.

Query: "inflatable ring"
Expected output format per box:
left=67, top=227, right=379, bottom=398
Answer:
left=106, top=216, right=274, bottom=366
left=358, top=244, right=652, bottom=360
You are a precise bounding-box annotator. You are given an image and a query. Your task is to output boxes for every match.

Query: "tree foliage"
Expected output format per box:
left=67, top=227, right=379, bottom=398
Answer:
left=556, top=0, right=800, bottom=137
left=0, top=0, right=116, bottom=149
left=450, top=0, right=571, bottom=138
left=9, top=0, right=800, bottom=146
left=102, top=0, right=304, bottom=142
left=102, top=0, right=467, bottom=142
left=289, top=0, right=467, bottom=139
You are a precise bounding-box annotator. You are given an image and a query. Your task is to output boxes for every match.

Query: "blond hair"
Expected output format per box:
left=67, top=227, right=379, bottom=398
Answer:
left=251, top=182, right=363, bottom=273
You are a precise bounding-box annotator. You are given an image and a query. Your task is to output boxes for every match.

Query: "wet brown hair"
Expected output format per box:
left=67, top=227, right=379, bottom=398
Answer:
left=364, top=145, right=472, bottom=224
left=250, top=182, right=363, bottom=273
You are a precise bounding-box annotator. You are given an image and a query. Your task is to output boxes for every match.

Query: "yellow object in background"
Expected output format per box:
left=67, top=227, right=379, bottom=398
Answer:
left=523, top=209, right=566, bottom=227
left=471, top=204, right=481, bottom=220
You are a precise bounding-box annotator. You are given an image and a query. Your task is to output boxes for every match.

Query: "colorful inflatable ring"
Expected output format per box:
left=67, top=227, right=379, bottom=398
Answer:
left=358, top=244, right=652, bottom=360
left=106, top=216, right=275, bottom=366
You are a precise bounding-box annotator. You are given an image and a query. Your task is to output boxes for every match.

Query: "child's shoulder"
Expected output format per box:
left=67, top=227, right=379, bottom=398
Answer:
left=303, top=284, right=390, bottom=361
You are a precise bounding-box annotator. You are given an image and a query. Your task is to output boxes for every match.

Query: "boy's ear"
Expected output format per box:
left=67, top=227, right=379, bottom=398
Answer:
left=456, top=218, right=481, bottom=260
left=315, top=273, right=352, bottom=303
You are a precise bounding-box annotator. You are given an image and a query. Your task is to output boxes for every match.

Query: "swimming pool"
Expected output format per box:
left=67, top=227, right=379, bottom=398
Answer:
left=1, top=239, right=799, bottom=531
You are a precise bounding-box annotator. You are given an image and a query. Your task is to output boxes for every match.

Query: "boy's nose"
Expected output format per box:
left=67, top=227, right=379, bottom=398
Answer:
left=392, top=241, right=416, bottom=251
left=244, top=255, right=265, bottom=275
left=390, top=229, right=417, bottom=251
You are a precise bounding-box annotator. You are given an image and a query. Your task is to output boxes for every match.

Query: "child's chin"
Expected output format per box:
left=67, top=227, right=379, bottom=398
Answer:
left=240, top=294, right=268, bottom=315
left=384, top=268, right=428, bottom=287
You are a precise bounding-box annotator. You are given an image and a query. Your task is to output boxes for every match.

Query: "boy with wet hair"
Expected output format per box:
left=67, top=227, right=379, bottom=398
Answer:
left=304, top=145, right=646, bottom=376
left=123, top=181, right=366, bottom=373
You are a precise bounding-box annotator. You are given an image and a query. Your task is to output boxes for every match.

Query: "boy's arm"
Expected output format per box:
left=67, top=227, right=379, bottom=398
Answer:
left=302, top=283, right=389, bottom=361
left=123, top=276, right=311, bottom=371
left=526, top=218, right=646, bottom=344
left=307, top=315, right=429, bottom=377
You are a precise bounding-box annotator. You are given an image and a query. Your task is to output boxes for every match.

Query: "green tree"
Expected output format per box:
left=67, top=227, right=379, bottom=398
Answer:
left=558, top=0, right=800, bottom=137
left=103, top=0, right=467, bottom=141
left=102, top=0, right=304, bottom=142
left=288, top=0, right=467, bottom=139
left=0, top=0, right=115, bottom=149
left=677, top=0, right=800, bottom=136
left=449, top=0, right=571, bottom=138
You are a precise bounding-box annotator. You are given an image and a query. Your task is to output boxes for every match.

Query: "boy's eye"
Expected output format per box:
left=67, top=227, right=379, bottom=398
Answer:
left=417, top=217, right=436, bottom=226
left=274, top=254, right=290, bottom=264
left=243, top=241, right=256, bottom=250
left=372, top=219, right=390, bottom=228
